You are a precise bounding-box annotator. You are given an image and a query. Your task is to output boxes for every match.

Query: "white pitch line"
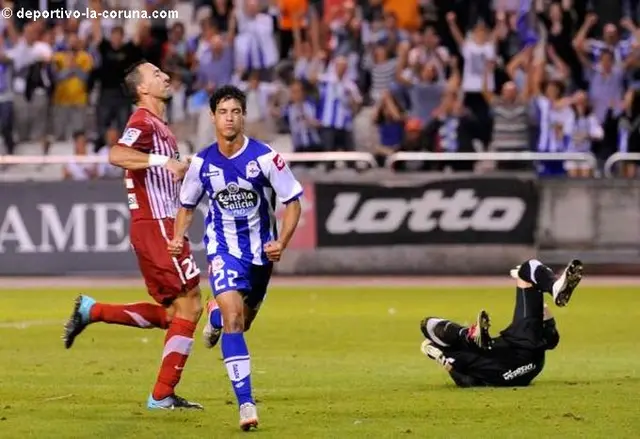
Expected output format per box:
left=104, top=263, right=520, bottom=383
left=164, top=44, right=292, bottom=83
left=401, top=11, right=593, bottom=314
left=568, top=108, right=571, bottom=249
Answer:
left=0, top=319, right=64, bottom=329
left=43, top=394, right=74, bottom=402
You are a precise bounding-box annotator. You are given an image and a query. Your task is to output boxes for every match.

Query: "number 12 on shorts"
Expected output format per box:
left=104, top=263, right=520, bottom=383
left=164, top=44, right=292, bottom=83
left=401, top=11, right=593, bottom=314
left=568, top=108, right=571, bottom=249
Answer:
left=180, top=255, right=201, bottom=280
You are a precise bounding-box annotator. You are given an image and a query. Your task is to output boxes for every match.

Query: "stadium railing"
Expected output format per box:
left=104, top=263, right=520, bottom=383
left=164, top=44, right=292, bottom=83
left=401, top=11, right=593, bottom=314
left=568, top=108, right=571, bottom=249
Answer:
left=0, top=151, right=380, bottom=167
left=0, top=151, right=598, bottom=169
left=385, top=152, right=598, bottom=169
left=603, top=152, right=640, bottom=177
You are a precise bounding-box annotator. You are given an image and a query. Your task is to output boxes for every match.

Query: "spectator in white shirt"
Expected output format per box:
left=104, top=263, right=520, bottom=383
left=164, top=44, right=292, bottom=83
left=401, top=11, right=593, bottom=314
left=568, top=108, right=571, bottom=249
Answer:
left=96, top=127, right=123, bottom=179
left=64, top=131, right=97, bottom=181
left=235, top=0, right=279, bottom=79
left=237, top=70, right=280, bottom=142
left=309, top=55, right=363, bottom=152
left=564, top=91, right=604, bottom=177
left=446, top=12, right=496, bottom=147
left=405, top=26, right=450, bottom=78
left=5, top=22, right=53, bottom=157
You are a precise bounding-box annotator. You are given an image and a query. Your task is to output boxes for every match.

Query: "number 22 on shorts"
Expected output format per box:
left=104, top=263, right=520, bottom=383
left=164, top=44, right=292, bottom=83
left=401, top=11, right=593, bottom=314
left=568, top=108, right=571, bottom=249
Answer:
left=208, top=259, right=239, bottom=292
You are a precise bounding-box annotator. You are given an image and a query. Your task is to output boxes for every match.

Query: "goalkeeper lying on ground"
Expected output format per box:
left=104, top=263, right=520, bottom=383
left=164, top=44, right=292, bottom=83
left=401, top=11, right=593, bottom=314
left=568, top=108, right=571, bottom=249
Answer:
left=420, top=259, right=583, bottom=387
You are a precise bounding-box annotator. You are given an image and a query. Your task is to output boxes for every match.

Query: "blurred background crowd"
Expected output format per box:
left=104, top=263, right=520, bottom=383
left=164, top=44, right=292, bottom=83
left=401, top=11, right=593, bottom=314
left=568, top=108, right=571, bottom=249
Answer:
left=1, top=0, right=640, bottom=180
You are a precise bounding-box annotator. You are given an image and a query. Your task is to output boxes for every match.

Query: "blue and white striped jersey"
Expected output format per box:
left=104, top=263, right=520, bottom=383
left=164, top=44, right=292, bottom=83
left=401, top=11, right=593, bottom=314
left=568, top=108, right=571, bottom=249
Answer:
left=179, top=136, right=303, bottom=265
left=535, top=97, right=573, bottom=152
left=588, top=38, right=635, bottom=63
left=316, top=74, right=362, bottom=130
left=283, top=100, right=321, bottom=149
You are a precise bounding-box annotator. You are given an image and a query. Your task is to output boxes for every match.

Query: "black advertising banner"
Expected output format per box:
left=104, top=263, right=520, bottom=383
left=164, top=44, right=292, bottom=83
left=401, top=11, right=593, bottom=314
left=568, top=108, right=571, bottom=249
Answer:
left=315, top=178, right=539, bottom=247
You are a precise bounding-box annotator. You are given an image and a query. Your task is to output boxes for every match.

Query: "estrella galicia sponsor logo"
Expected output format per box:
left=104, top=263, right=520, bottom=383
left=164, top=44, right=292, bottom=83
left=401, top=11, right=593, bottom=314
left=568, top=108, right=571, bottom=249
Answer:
left=215, top=182, right=260, bottom=217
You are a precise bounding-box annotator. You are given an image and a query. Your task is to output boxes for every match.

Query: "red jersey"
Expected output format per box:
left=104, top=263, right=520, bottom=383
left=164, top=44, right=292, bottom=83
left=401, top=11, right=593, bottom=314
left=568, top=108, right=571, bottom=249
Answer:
left=117, top=108, right=181, bottom=222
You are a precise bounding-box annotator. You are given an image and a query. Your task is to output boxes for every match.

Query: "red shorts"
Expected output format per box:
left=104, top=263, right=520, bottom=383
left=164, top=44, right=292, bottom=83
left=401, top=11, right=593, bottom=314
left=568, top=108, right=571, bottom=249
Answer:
left=130, top=218, right=201, bottom=306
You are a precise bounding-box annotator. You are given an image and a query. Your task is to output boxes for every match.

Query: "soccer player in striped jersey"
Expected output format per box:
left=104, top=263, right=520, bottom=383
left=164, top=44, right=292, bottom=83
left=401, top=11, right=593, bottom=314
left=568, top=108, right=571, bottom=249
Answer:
left=170, top=85, right=303, bottom=430
left=62, top=61, right=204, bottom=410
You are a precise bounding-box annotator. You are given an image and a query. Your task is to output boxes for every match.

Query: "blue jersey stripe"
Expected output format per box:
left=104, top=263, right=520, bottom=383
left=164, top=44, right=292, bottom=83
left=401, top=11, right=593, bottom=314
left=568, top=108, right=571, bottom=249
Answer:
left=203, top=210, right=213, bottom=255
left=235, top=217, right=252, bottom=262
left=258, top=186, right=273, bottom=265
left=211, top=161, right=231, bottom=255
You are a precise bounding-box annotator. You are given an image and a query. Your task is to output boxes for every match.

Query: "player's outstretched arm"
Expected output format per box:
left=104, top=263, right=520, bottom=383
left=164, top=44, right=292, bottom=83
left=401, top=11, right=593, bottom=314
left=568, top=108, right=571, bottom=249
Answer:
left=174, top=207, right=195, bottom=241
left=279, top=199, right=302, bottom=249
left=261, top=152, right=304, bottom=262
left=109, top=145, right=188, bottom=180
left=168, top=157, right=205, bottom=256
left=177, top=155, right=205, bottom=235
left=168, top=207, right=195, bottom=256
left=264, top=199, right=301, bottom=262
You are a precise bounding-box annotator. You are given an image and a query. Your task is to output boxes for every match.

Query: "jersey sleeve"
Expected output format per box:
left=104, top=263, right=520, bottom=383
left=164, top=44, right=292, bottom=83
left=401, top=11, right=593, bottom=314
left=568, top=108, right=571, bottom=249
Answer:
left=258, top=150, right=303, bottom=204
left=179, top=155, right=206, bottom=208
left=117, top=117, right=154, bottom=152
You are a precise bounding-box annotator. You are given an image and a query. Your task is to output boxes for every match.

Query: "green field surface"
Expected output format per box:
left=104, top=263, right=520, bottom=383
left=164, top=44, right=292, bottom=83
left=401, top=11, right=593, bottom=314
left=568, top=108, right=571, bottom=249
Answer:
left=1, top=285, right=639, bottom=439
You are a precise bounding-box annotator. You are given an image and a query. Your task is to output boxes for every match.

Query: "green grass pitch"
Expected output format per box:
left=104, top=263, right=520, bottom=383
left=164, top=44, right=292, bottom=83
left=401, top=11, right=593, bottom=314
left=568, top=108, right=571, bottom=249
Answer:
left=1, top=284, right=639, bottom=438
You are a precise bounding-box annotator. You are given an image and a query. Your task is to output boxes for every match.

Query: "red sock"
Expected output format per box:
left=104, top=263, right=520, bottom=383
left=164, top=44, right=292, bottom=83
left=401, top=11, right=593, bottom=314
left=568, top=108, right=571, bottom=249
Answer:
left=152, top=317, right=196, bottom=400
left=90, top=303, right=168, bottom=329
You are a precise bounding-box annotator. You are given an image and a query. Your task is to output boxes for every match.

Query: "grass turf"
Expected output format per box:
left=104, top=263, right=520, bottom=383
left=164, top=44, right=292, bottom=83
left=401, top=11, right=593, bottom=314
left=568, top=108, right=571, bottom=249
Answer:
left=0, top=285, right=639, bottom=438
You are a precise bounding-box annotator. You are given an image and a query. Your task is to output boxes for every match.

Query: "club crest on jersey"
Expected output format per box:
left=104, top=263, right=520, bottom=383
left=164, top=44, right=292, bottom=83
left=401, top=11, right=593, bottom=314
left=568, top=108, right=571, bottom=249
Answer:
left=119, top=128, right=141, bottom=147
left=209, top=255, right=225, bottom=273
left=246, top=160, right=260, bottom=179
left=273, top=153, right=286, bottom=171
left=127, top=193, right=139, bottom=209
left=215, top=182, right=260, bottom=217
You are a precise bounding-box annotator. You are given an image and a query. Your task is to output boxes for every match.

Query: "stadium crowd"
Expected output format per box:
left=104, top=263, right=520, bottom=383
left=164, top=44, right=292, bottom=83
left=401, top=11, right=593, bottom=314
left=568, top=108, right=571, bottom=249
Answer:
left=1, top=0, right=640, bottom=179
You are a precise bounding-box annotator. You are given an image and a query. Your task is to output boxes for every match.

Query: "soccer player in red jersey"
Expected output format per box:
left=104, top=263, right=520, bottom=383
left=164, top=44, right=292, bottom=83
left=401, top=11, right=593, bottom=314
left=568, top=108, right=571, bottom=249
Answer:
left=62, top=60, right=204, bottom=410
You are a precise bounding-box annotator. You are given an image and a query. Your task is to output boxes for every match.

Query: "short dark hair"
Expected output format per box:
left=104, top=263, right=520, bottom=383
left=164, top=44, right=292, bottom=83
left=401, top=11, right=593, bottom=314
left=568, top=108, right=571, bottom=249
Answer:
left=72, top=130, right=86, bottom=140
left=111, top=26, right=124, bottom=37
left=209, top=85, right=247, bottom=114
left=124, top=60, right=147, bottom=103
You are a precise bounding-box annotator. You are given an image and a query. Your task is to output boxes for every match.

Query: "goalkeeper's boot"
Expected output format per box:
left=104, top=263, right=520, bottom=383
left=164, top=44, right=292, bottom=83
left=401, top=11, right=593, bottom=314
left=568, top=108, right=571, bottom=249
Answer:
left=420, top=340, right=454, bottom=370
left=147, top=394, right=204, bottom=410
left=63, top=295, right=95, bottom=349
left=466, top=309, right=492, bottom=350
left=551, top=259, right=583, bottom=307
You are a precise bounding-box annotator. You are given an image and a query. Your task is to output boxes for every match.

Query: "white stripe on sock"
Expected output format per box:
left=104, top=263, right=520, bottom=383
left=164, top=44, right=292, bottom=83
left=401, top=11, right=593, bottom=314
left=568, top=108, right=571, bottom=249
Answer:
left=224, top=355, right=251, bottom=364
left=162, top=335, right=194, bottom=360
left=123, top=310, right=152, bottom=328
left=528, top=259, right=542, bottom=284
left=426, top=318, right=450, bottom=347
left=225, top=357, right=251, bottom=382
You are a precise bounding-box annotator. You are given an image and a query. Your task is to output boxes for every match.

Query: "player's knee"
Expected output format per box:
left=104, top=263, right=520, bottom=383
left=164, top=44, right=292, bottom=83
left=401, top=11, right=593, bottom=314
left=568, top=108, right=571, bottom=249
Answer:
left=187, top=288, right=203, bottom=321
left=164, top=305, right=176, bottom=324
left=173, top=287, right=203, bottom=323
left=223, top=311, right=245, bottom=332
left=516, top=278, right=533, bottom=288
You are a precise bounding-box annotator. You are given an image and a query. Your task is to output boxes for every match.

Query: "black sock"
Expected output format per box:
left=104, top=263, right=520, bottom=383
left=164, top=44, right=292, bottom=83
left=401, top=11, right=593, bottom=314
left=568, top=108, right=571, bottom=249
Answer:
left=518, top=259, right=556, bottom=292
left=429, top=319, right=467, bottom=346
